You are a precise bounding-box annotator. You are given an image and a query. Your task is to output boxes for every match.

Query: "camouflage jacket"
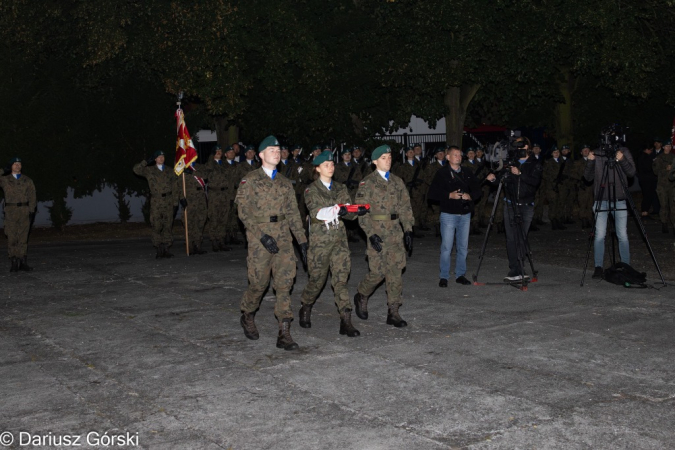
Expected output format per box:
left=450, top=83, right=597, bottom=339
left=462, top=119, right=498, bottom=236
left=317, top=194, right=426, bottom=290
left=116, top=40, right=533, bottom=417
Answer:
left=133, top=161, right=179, bottom=204
left=0, top=174, right=36, bottom=212
left=304, top=179, right=356, bottom=239
left=394, top=160, right=427, bottom=195
left=205, top=157, right=239, bottom=201
left=355, top=171, right=414, bottom=237
left=278, top=160, right=301, bottom=187
left=235, top=168, right=307, bottom=244
left=653, top=152, right=675, bottom=187
left=542, top=158, right=565, bottom=191
left=333, top=161, right=363, bottom=196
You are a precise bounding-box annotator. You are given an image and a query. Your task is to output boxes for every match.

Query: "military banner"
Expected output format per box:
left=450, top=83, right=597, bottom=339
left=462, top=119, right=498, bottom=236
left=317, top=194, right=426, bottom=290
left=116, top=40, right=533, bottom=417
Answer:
left=174, top=108, right=198, bottom=176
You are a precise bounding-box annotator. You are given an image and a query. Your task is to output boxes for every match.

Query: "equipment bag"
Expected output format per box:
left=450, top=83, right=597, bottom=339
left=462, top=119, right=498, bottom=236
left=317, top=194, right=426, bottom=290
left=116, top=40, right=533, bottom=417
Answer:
left=603, top=262, right=647, bottom=288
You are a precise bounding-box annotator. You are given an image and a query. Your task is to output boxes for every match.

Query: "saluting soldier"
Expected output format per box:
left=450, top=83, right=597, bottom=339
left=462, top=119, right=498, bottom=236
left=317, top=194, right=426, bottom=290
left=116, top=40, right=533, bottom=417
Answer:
left=394, top=147, right=427, bottom=237
left=236, top=136, right=308, bottom=351
left=133, top=151, right=179, bottom=259
left=177, top=163, right=209, bottom=255
left=1, top=157, right=36, bottom=271
left=298, top=150, right=368, bottom=336
left=204, top=145, right=233, bottom=252
left=353, top=145, right=414, bottom=328
left=333, top=147, right=363, bottom=242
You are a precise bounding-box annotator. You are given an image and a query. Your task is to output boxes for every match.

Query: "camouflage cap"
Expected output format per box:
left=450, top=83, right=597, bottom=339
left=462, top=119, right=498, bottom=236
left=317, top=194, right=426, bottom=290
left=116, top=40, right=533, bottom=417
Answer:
left=312, top=150, right=334, bottom=166
left=258, top=135, right=280, bottom=152
left=371, top=145, right=391, bottom=161
left=8, top=156, right=21, bottom=165
left=153, top=150, right=165, bottom=158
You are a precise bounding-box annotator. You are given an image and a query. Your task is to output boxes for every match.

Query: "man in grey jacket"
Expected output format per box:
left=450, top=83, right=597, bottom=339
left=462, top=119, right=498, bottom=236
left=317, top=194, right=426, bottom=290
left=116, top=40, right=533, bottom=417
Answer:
left=584, top=146, right=636, bottom=278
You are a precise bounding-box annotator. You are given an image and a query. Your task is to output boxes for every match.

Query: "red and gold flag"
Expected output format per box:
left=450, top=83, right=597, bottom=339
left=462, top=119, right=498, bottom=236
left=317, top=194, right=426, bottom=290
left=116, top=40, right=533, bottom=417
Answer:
left=174, top=108, right=198, bottom=175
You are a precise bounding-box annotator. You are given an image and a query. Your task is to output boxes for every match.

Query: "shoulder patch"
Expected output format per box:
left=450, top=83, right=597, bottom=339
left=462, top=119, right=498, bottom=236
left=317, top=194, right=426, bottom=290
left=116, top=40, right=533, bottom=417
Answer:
left=240, top=179, right=246, bottom=185
left=305, top=187, right=310, bottom=194
left=359, top=181, right=366, bottom=186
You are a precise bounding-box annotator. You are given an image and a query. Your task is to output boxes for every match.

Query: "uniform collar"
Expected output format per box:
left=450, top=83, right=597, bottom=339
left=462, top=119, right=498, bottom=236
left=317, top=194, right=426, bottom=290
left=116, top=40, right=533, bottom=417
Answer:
left=262, top=166, right=277, bottom=180
left=377, top=170, right=389, bottom=181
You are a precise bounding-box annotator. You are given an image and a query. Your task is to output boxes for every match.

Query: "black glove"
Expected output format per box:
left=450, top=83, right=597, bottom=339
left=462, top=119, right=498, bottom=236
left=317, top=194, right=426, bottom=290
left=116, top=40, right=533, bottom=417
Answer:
left=369, top=234, right=383, bottom=252
left=179, top=198, right=188, bottom=208
left=357, top=206, right=369, bottom=216
left=338, top=206, right=348, bottom=217
left=404, top=231, right=413, bottom=254
left=299, top=242, right=308, bottom=267
left=146, top=157, right=156, bottom=166
left=260, top=234, right=279, bottom=254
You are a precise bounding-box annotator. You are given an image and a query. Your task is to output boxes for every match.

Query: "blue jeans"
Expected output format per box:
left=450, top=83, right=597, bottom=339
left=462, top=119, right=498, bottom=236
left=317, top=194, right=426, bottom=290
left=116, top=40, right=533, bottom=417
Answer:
left=439, top=212, right=471, bottom=279
left=593, top=200, right=630, bottom=267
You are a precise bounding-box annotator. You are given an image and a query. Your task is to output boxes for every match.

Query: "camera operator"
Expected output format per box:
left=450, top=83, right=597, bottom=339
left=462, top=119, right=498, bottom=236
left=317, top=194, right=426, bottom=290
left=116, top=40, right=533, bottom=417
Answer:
left=585, top=145, right=636, bottom=279
left=427, top=147, right=482, bottom=286
left=486, top=137, right=543, bottom=281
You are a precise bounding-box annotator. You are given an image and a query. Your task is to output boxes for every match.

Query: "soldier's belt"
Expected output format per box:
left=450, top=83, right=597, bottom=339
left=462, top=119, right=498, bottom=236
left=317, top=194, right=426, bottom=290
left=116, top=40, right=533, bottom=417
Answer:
left=255, top=214, right=286, bottom=223
left=371, top=214, right=398, bottom=220
left=5, top=202, right=29, bottom=207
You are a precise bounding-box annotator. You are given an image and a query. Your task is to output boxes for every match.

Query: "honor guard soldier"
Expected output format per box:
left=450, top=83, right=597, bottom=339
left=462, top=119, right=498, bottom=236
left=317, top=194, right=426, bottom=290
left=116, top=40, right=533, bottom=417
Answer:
left=299, top=150, right=368, bottom=336
left=133, top=151, right=179, bottom=258
left=1, top=157, right=36, bottom=271
left=424, top=147, right=447, bottom=237
left=239, top=145, right=260, bottom=175
left=653, top=140, right=675, bottom=233
left=572, top=145, right=594, bottom=228
left=461, top=148, right=485, bottom=234
left=531, top=143, right=546, bottom=227
left=394, top=146, right=427, bottom=237
left=543, top=147, right=567, bottom=230
left=559, top=144, right=576, bottom=224
left=222, top=146, right=242, bottom=245
left=353, top=145, right=414, bottom=328
left=204, top=145, right=234, bottom=252
left=236, top=135, right=308, bottom=350
left=351, top=145, right=372, bottom=177
left=333, top=147, right=363, bottom=242
left=177, top=163, right=209, bottom=255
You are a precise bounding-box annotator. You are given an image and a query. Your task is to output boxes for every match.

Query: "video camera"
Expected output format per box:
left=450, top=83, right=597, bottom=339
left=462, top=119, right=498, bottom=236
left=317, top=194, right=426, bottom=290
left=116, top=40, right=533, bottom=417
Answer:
left=595, top=123, right=628, bottom=159
left=485, top=130, right=529, bottom=172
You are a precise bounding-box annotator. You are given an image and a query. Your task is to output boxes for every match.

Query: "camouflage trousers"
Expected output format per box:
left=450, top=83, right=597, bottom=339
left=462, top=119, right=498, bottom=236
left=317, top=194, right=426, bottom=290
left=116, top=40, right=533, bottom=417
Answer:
left=357, top=229, right=406, bottom=306
left=301, top=229, right=351, bottom=312
left=546, top=189, right=563, bottom=222
left=577, top=187, right=595, bottom=222
left=182, top=198, right=208, bottom=247
left=427, top=203, right=441, bottom=227
left=240, top=230, right=297, bottom=320
left=4, top=206, right=30, bottom=258
left=411, top=191, right=426, bottom=227
left=226, top=200, right=239, bottom=234
left=150, top=197, right=174, bottom=247
left=533, top=188, right=544, bottom=222
left=207, top=192, right=230, bottom=241
left=656, top=185, right=675, bottom=225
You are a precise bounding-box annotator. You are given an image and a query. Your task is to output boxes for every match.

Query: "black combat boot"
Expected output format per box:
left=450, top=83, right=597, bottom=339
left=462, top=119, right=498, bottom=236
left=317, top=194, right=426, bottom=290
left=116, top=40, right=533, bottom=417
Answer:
left=10, top=257, right=19, bottom=272
left=353, top=292, right=369, bottom=320
left=386, top=304, right=408, bottom=328
left=156, top=244, right=164, bottom=259
left=276, top=319, right=299, bottom=350
left=211, top=239, right=221, bottom=252
left=240, top=312, right=259, bottom=340
left=163, top=245, right=174, bottom=258
left=339, top=309, right=360, bottom=337
left=298, top=303, right=313, bottom=328
left=19, top=256, right=33, bottom=272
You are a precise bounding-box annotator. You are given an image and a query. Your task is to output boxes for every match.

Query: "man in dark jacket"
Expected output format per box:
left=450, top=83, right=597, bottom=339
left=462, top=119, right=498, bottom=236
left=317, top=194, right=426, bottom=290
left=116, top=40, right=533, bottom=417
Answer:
left=486, top=138, right=543, bottom=281
left=584, top=146, right=636, bottom=278
left=427, top=147, right=482, bottom=287
left=637, top=144, right=658, bottom=218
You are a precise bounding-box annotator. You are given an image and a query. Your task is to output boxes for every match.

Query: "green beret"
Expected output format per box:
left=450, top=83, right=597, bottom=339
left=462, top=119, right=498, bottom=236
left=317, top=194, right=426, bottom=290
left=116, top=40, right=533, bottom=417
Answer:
left=466, top=147, right=475, bottom=153
left=311, top=144, right=322, bottom=152
left=211, top=145, right=222, bottom=154
left=292, top=144, right=302, bottom=151
left=246, top=144, right=256, bottom=152
left=561, top=144, right=570, bottom=150
left=371, top=145, right=391, bottom=161
left=665, top=140, right=673, bottom=146
left=653, top=137, right=662, bottom=143
left=581, top=144, right=590, bottom=149
left=532, top=143, right=541, bottom=148
left=312, top=150, right=333, bottom=166
left=352, top=145, right=361, bottom=151
left=153, top=150, right=165, bottom=158
left=8, top=156, right=21, bottom=165
left=340, top=147, right=352, bottom=155
left=258, top=135, right=279, bottom=152
left=412, top=143, right=422, bottom=149
left=434, top=147, right=445, bottom=154
left=225, top=145, right=234, bottom=152
left=280, top=145, right=289, bottom=150
left=551, top=146, right=559, bottom=151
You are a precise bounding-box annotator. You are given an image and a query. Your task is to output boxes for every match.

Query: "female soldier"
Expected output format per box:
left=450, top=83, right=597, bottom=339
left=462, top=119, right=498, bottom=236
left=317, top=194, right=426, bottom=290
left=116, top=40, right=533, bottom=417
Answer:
left=298, top=150, right=368, bottom=337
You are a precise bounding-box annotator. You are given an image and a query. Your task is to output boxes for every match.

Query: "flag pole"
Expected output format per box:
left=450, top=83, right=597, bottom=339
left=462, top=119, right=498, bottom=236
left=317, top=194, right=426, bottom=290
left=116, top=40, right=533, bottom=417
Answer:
left=183, top=172, right=189, bottom=256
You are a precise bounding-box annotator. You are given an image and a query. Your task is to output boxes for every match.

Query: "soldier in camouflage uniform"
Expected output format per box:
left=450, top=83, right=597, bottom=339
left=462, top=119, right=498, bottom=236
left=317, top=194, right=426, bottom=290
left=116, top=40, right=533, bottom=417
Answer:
left=133, top=150, right=179, bottom=259
left=394, top=147, right=427, bottom=237
left=351, top=146, right=372, bottom=177
left=1, top=157, right=37, bottom=272
left=530, top=143, right=546, bottom=226
left=461, top=148, right=487, bottom=234
left=424, top=147, right=447, bottom=237
left=570, top=145, right=594, bottom=228
left=474, top=147, right=491, bottom=229
left=559, top=145, right=576, bottom=224
left=653, top=140, right=675, bottom=233
left=177, top=163, right=209, bottom=255
left=354, top=145, right=414, bottom=328
left=236, top=136, right=308, bottom=351
left=298, top=151, right=368, bottom=337
left=333, top=147, right=363, bottom=242
left=542, top=147, right=567, bottom=230
left=204, top=145, right=233, bottom=252
left=222, top=146, right=242, bottom=245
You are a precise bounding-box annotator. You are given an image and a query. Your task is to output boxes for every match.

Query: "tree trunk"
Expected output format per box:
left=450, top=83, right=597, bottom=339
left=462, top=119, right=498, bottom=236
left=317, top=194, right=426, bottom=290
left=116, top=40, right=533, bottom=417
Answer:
left=444, top=84, right=480, bottom=147
left=554, top=68, right=577, bottom=153
left=214, top=116, right=239, bottom=147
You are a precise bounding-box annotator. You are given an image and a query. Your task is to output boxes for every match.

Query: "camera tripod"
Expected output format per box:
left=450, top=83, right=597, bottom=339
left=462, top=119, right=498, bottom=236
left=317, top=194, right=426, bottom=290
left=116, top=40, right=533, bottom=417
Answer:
left=580, top=154, right=665, bottom=286
left=473, top=170, right=538, bottom=291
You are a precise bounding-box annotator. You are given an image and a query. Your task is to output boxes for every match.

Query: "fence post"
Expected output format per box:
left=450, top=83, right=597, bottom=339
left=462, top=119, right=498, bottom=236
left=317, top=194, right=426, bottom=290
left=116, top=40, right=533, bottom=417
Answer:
left=403, top=133, right=409, bottom=148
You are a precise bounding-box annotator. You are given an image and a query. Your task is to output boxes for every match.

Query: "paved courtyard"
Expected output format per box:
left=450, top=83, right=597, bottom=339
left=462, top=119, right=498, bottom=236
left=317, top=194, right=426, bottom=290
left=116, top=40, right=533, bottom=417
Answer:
left=1, top=228, right=674, bottom=449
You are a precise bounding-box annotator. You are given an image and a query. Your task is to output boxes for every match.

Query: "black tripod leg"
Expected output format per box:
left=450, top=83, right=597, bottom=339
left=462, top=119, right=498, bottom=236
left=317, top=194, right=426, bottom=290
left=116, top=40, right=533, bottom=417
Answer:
left=473, top=180, right=503, bottom=283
